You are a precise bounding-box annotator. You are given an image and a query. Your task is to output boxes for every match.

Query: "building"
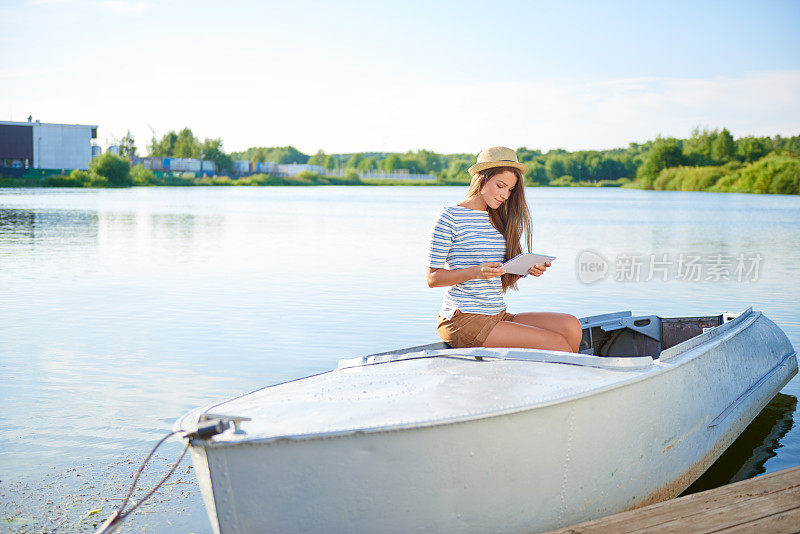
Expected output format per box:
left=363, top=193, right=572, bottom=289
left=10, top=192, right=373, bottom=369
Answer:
left=277, top=163, right=325, bottom=176
left=0, top=119, right=98, bottom=170
left=131, top=156, right=216, bottom=175
left=230, top=161, right=325, bottom=177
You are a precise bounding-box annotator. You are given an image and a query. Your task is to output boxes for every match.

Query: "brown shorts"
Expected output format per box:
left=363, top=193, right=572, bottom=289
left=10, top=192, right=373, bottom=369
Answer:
left=436, top=310, right=516, bottom=348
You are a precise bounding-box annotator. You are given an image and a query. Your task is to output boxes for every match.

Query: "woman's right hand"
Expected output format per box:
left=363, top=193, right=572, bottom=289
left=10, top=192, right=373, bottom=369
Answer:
left=474, top=262, right=505, bottom=280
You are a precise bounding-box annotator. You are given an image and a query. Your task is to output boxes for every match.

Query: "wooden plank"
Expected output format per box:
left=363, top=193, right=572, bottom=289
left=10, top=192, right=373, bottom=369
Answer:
left=548, top=466, right=800, bottom=533
left=553, top=467, right=799, bottom=532
left=626, top=485, right=800, bottom=534
left=715, top=506, right=800, bottom=533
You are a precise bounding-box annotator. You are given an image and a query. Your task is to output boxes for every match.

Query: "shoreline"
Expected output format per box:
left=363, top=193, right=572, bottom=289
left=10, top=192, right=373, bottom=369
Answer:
left=1, top=179, right=793, bottom=194
left=0, top=173, right=641, bottom=190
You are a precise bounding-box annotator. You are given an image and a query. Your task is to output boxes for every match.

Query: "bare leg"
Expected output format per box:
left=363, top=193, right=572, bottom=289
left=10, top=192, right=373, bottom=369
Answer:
left=483, top=321, right=572, bottom=352
left=511, top=312, right=583, bottom=353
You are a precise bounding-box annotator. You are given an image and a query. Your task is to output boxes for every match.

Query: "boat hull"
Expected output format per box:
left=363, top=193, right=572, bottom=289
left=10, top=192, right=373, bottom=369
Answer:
left=183, top=311, right=797, bottom=533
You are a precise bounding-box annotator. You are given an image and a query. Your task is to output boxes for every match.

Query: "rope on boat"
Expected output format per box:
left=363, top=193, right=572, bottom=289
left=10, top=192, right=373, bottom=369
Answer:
left=95, top=418, right=231, bottom=534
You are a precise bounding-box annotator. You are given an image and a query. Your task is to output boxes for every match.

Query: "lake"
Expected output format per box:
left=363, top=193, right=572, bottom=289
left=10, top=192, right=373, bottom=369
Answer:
left=1, top=186, right=798, bottom=532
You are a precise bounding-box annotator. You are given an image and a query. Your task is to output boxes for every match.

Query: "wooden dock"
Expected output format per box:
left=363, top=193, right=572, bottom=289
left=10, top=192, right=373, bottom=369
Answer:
left=549, top=465, right=800, bottom=533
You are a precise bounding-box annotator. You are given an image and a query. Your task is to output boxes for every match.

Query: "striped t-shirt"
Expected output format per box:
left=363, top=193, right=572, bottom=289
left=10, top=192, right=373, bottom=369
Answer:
left=427, top=205, right=508, bottom=319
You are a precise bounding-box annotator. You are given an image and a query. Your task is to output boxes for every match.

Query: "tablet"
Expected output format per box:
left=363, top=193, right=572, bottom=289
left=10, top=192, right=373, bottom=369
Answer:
left=502, top=253, right=556, bottom=276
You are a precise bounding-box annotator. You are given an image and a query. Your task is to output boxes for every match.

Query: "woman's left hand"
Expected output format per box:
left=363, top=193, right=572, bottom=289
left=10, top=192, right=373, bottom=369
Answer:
left=528, top=261, right=551, bottom=277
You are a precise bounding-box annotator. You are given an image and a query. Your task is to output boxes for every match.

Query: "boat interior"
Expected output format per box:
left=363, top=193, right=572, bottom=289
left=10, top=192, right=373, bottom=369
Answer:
left=577, top=311, right=740, bottom=358
left=365, top=311, right=744, bottom=362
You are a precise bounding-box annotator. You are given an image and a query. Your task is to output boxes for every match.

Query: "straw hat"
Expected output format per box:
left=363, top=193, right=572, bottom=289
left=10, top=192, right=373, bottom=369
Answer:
left=468, top=146, right=528, bottom=176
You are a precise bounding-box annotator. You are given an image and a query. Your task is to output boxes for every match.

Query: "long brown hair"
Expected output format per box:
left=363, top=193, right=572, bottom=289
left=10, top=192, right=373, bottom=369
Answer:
left=467, top=166, right=532, bottom=292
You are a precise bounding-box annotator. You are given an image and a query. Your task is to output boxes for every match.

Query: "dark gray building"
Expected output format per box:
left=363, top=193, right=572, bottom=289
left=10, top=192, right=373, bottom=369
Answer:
left=0, top=119, right=98, bottom=170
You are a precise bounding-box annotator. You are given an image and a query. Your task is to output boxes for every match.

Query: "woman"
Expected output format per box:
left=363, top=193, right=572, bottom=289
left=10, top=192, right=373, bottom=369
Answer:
left=426, top=146, right=582, bottom=352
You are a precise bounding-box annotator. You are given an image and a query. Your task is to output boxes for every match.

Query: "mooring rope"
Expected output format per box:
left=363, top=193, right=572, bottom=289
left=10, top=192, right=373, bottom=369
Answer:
left=94, top=431, right=191, bottom=534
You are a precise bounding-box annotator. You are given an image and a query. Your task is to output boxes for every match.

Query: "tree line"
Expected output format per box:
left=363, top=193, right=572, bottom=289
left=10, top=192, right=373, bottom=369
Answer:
left=115, top=126, right=800, bottom=194
left=634, top=128, right=800, bottom=194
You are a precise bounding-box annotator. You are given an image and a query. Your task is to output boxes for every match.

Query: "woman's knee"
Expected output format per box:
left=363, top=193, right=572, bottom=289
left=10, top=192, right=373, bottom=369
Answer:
left=550, top=314, right=582, bottom=352
left=563, top=314, right=582, bottom=350
left=565, top=314, right=582, bottom=338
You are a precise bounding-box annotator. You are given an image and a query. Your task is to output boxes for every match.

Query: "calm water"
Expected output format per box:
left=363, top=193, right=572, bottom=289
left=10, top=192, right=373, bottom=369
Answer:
left=1, top=186, right=798, bottom=532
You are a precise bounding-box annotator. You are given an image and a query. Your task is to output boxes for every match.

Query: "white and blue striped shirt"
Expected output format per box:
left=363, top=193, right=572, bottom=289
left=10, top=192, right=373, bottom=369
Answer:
left=427, top=205, right=508, bottom=319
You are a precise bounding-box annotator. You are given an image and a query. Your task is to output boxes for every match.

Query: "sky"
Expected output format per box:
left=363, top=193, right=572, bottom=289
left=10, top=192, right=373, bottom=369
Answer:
left=1, top=0, right=799, bottom=155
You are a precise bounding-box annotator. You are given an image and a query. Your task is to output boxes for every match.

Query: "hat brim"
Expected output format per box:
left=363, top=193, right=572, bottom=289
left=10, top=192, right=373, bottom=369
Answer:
left=468, top=160, right=529, bottom=176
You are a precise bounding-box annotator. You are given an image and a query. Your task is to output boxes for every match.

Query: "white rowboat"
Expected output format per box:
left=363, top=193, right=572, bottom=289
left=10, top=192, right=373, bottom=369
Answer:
left=176, top=308, right=797, bottom=533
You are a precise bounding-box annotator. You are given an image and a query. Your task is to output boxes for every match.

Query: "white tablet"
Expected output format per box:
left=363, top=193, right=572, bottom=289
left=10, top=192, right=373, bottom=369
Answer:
left=502, top=253, right=556, bottom=276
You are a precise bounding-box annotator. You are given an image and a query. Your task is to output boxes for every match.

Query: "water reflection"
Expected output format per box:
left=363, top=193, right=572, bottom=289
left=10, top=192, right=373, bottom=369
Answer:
left=0, top=208, right=224, bottom=248
left=0, top=208, right=98, bottom=243
left=0, top=208, right=35, bottom=238
left=682, top=393, right=797, bottom=495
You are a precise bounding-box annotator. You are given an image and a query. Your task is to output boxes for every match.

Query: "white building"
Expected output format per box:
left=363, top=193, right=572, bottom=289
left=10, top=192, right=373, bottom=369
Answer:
left=277, top=163, right=325, bottom=176
left=0, top=119, right=98, bottom=170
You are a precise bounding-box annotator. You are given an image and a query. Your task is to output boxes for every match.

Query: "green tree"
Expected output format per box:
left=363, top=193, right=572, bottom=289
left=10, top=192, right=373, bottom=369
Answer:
left=396, top=149, right=442, bottom=174
left=563, top=153, right=591, bottom=181
left=231, top=146, right=309, bottom=164
left=442, top=158, right=471, bottom=181
left=150, top=131, right=178, bottom=157
left=173, top=127, right=201, bottom=158
left=711, top=128, right=735, bottom=163
left=736, top=136, right=770, bottom=163
left=131, top=163, right=155, bottom=185
left=636, top=137, right=683, bottom=185
left=273, top=146, right=308, bottom=164
left=653, top=166, right=726, bottom=191
left=587, top=155, right=611, bottom=181
left=683, top=127, right=716, bottom=166
left=357, top=156, right=376, bottom=171
left=295, top=170, right=321, bottom=182
left=90, top=153, right=132, bottom=187
left=148, top=131, right=157, bottom=157
left=308, top=150, right=326, bottom=166
left=517, top=147, right=542, bottom=163
left=717, top=154, right=800, bottom=194
left=779, top=134, right=800, bottom=157
left=119, top=130, right=137, bottom=158
left=380, top=154, right=401, bottom=172
left=525, top=162, right=548, bottom=185
left=411, top=149, right=442, bottom=173
left=346, top=153, right=365, bottom=169
left=545, top=155, right=567, bottom=181
left=323, top=155, right=336, bottom=171
left=201, top=138, right=232, bottom=173
left=69, top=169, right=91, bottom=185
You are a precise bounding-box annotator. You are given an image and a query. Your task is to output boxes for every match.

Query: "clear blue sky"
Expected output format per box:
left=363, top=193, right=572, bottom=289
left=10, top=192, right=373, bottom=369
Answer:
left=2, top=0, right=799, bottom=154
